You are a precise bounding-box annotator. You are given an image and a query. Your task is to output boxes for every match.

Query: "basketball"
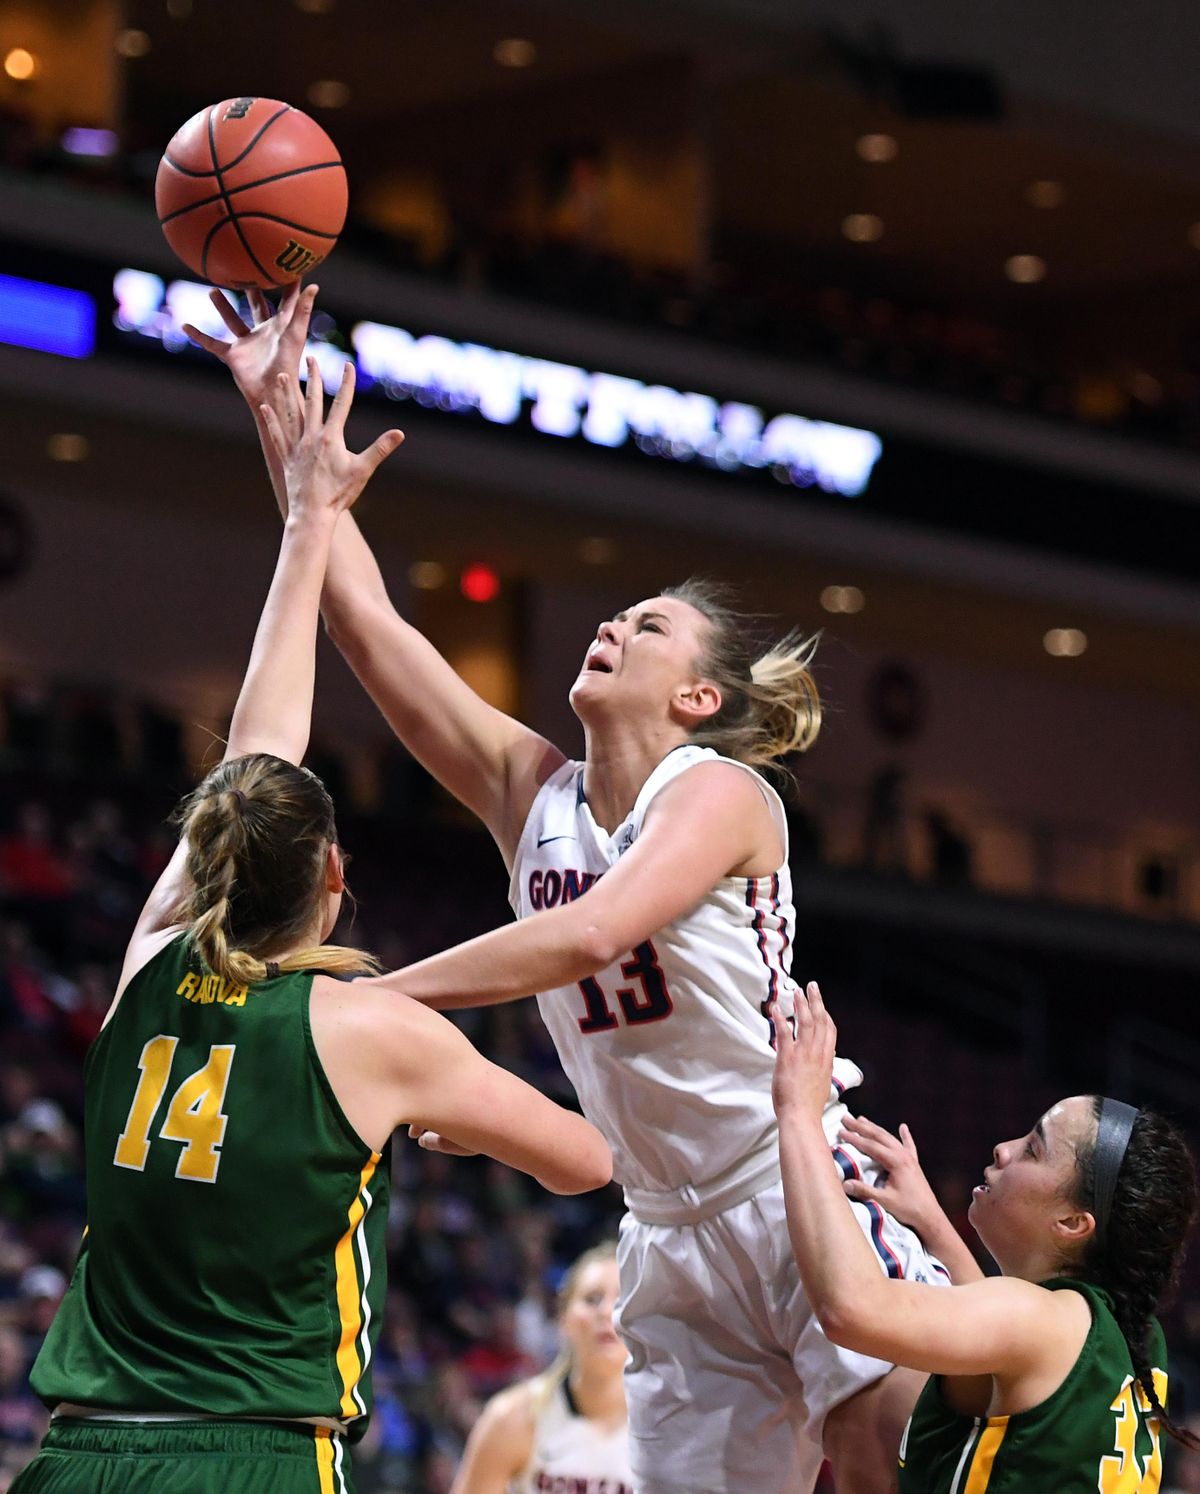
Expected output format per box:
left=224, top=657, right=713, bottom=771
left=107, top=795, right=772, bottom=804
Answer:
left=154, top=97, right=348, bottom=290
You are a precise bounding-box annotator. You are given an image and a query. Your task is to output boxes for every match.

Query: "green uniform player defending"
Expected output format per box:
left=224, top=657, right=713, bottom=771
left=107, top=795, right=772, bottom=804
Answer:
left=16, top=342, right=611, bottom=1494
left=771, top=981, right=1198, bottom=1493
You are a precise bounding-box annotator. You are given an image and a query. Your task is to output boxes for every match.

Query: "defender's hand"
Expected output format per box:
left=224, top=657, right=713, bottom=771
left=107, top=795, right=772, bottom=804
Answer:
left=771, top=981, right=837, bottom=1124
left=261, top=358, right=403, bottom=519
left=837, top=1114, right=940, bottom=1235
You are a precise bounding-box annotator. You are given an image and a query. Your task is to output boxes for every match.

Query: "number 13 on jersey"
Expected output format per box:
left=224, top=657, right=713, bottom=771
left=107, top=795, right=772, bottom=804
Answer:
left=114, top=1035, right=236, bottom=1183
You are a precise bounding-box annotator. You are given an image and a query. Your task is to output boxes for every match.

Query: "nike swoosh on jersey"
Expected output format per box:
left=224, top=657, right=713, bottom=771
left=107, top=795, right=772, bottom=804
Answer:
left=537, top=834, right=576, bottom=846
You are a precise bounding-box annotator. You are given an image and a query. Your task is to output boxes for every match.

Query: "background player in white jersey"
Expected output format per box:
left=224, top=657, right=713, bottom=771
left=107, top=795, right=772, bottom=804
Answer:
left=188, top=283, right=945, bottom=1494
left=451, top=1243, right=632, bottom=1494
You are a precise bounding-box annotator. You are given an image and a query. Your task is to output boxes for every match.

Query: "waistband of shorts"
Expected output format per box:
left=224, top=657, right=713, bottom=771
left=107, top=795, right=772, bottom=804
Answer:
left=53, top=1403, right=347, bottom=1434
left=623, top=1138, right=781, bottom=1225
left=43, top=1417, right=342, bottom=1457
left=622, top=1100, right=852, bottom=1226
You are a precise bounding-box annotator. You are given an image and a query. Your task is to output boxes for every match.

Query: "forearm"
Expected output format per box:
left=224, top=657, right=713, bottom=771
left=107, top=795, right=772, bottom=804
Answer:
left=226, top=514, right=336, bottom=765
left=914, top=1212, right=985, bottom=1285
left=395, top=905, right=606, bottom=1011
left=778, top=1112, right=893, bottom=1336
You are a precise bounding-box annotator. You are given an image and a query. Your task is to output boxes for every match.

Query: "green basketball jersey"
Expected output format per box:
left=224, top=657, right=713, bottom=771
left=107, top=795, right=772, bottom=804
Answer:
left=898, top=1279, right=1168, bottom=1493
left=31, top=934, right=389, bottom=1439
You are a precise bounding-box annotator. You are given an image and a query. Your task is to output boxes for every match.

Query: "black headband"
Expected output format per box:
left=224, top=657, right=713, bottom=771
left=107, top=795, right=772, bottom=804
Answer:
left=1093, top=1097, right=1138, bottom=1248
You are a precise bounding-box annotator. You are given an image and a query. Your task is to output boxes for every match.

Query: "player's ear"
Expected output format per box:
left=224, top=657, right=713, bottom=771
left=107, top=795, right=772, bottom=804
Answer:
left=672, top=680, right=722, bottom=727
left=326, top=843, right=346, bottom=894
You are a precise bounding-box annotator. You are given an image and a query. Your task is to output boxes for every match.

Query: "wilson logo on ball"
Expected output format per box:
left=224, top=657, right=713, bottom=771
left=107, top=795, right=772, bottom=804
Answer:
left=274, top=240, right=324, bottom=274
left=223, top=97, right=256, bottom=121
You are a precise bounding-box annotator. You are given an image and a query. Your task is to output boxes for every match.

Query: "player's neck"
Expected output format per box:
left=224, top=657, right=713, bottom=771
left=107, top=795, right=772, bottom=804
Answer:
left=568, top=1363, right=627, bottom=1426
left=581, top=722, right=689, bottom=832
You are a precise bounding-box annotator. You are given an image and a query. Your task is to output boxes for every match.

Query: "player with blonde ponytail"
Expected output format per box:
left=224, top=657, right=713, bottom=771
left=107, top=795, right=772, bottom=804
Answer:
left=17, top=348, right=610, bottom=1494
left=451, top=1243, right=631, bottom=1494
left=195, top=283, right=941, bottom=1494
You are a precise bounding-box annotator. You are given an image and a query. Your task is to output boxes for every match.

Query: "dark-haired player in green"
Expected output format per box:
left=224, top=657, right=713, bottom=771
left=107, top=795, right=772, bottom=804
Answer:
left=772, top=981, right=1198, bottom=1492
left=14, top=351, right=611, bottom=1494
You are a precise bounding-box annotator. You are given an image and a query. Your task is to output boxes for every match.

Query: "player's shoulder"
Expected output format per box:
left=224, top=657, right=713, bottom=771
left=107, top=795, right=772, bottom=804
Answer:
left=309, top=973, right=467, bottom=1071
left=644, top=751, right=772, bottom=817
left=477, top=1372, right=541, bottom=1440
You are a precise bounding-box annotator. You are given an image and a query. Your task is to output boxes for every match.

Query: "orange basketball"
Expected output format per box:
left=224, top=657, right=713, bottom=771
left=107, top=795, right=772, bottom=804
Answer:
left=155, top=97, right=348, bottom=290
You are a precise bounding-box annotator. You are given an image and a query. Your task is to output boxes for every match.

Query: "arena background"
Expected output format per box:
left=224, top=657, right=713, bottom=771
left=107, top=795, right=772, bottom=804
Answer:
left=0, top=1, right=1199, bottom=1488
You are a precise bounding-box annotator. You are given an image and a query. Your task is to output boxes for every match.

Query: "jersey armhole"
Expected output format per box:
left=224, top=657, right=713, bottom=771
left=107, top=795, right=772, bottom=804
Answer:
left=507, top=759, right=583, bottom=909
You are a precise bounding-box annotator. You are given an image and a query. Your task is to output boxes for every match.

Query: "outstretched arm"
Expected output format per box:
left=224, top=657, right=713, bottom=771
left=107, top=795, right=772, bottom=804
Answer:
left=184, top=289, right=564, bottom=862
left=772, top=984, right=1076, bottom=1379
left=122, top=359, right=402, bottom=969
left=385, top=760, right=772, bottom=1010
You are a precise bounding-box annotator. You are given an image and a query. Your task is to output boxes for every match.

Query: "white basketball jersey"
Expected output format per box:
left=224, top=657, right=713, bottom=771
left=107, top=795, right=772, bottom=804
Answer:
left=509, top=745, right=863, bottom=1195
left=510, top=1376, right=633, bottom=1494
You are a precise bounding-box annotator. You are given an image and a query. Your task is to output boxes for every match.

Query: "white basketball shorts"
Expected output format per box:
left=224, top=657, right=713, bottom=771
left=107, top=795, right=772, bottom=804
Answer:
left=615, top=1159, right=949, bottom=1494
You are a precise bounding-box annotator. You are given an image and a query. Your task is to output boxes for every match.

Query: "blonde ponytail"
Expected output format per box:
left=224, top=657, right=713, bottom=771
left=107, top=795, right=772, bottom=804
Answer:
left=175, top=753, right=379, bottom=988
left=662, top=579, right=822, bottom=767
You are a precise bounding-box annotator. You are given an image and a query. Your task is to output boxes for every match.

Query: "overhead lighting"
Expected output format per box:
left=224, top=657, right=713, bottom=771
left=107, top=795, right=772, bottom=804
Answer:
left=856, top=133, right=898, bottom=164
left=115, top=29, right=152, bottom=58
left=820, top=585, right=865, bottom=615
left=579, top=537, right=616, bottom=565
left=493, top=37, right=536, bottom=68
left=842, top=213, right=884, bottom=244
left=3, top=48, right=36, bottom=80
left=1043, top=627, right=1087, bottom=657
left=1005, top=254, right=1046, bottom=284
left=460, top=563, right=500, bottom=603
left=1026, top=179, right=1064, bottom=209
left=408, top=560, right=446, bottom=590
left=307, top=79, right=350, bottom=109
left=47, top=433, right=89, bottom=463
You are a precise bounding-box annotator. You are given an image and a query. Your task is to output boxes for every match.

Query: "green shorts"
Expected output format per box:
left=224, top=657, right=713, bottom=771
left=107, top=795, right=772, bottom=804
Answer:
left=11, top=1418, right=355, bottom=1494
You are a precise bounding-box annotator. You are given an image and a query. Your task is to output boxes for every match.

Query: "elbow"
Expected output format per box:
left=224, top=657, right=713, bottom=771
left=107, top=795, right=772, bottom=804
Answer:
left=574, top=920, right=624, bottom=975
left=549, top=1132, right=613, bottom=1196
left=815, top=1297, right=873, bottom=1354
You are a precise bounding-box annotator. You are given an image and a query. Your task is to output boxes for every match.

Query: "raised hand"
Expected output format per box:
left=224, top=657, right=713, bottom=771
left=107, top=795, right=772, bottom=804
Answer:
left=771, top=981, right=837, bottom=1123
left=837, top=1114, right=944, bottom=1235
left=182, top=282, right=318, bottom=405
left=260, top=357, right=403, bottom=520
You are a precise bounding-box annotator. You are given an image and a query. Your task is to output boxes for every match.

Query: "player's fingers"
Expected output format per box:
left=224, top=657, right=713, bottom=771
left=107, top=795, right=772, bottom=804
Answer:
left=325, top=360, right=356, bottom=437
left=275, top=370, right=303, bottom=428
left=838, top=1122, right=895, bottom=1165
left=358, top=428, right=405, bottom=478
left=769, top=1000, right=790, bottom=1049
left=181, top=324, right=229, bottom=358
left=247, top=288, right=273, bottom=326
left=209, top=288, right=251, bottom=337
left=259, top=404, right=285, bottom=461
left=899, top=1122, right=920, bottom=1158
left=844, top=1113, right=895, bottom=1147
left=284, top=283, right=319, bottom=348
left=842, top=1178, right=882, bottom=1205
left=807, top=980, right=836, bottom=1046
left=792, top=988, right=813, bottom=1028
left=304, top=355, right=322, bottom=429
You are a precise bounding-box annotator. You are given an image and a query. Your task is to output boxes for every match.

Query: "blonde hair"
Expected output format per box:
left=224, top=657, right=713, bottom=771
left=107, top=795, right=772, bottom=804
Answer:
left=174, top=752, right=379, bottom=987
left=662, top=578, right=821, bottom=765
left=532, top=1241, right=621, bottom=1406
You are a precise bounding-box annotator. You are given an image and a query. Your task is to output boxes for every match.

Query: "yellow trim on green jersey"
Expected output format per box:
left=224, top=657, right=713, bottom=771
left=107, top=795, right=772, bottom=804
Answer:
left=334, top=1153, right=380, bottom=1418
